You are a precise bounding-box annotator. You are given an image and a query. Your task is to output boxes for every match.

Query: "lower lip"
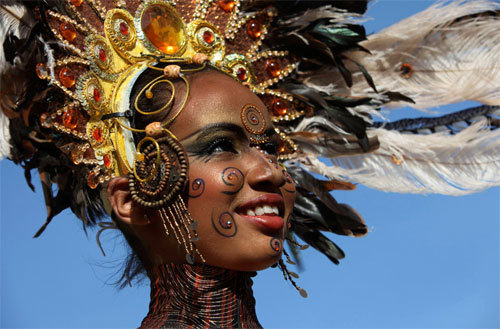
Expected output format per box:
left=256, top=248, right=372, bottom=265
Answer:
left=239, top=214, right=284, bottom=231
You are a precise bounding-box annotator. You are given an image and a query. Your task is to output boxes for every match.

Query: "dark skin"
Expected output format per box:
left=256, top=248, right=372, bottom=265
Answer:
left=107, top=70, right=296, bottom=272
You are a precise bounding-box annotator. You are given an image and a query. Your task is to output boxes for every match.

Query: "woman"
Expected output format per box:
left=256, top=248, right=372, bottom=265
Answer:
left=1, top=0, right=498, bottom=326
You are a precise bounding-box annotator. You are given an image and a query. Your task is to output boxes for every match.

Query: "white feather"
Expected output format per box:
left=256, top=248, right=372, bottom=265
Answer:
left=0, top=3, right=33, bottom=159
left=300, top=0, right=500, bottom=119
left=351, top=0, right=500, bottom=109
left=298, top=120, right=500, bottom=195
left=0, top=4, right=33, bottom=75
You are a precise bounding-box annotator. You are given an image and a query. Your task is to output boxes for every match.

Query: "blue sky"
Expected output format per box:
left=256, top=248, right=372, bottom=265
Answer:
left=1, top=1, right=499, bottom=328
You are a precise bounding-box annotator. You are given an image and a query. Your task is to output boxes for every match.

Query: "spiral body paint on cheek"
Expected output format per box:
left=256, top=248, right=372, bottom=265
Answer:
left=211, top=210, right=238, bottom=237
left=221, top=167, right=244, bottom=195
left=270, top=237, right=282, bottom=253
left=188, top=178, right=205, bottom=198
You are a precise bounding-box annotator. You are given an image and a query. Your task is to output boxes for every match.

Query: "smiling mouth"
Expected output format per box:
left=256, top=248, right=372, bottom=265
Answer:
left=235, top=195, right=285, bottom=231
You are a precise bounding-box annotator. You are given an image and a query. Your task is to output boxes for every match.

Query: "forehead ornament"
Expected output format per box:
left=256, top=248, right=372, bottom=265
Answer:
left=241, top=104, right=269, bottom=144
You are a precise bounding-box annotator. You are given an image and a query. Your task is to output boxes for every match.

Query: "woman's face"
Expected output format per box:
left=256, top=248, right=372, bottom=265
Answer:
left=160, top=70, right=296, bottom=271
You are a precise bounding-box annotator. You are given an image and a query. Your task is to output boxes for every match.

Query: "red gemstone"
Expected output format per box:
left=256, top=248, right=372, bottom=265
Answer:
left=62, top=108, right=78, bottom=129
left=266, top=59, right=281, bottom=78
left=246, top=19, right=262, bottom=39
left=93, top=127, right=102, bottom=143
left=103, top=154, right=111, bottom=168
left=99, top=48, right=106, bottom=62
left=119, top=22, right=129, bottom=36
left=272, top=97, right=288, bottom=116
left=236, top=67, right=247, bottom=81
left=87, top=172, right=99, bottom=189
left=218, top=0, right=235, bottom=12
left=60, top=22, right=76, bottom=42
left=58, top=67, right=75, bottom=88
left=203, top=30, right=214, bottom=44
left=71, top=0, right=82, bottom=6
left=93, top=87, right=101, bottom=102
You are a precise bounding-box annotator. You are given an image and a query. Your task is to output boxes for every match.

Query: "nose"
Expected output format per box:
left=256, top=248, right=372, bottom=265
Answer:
left=246, top=147, right=286, bottom=191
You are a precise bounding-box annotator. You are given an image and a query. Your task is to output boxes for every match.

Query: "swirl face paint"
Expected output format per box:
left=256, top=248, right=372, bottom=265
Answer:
left=270, top=237, right=282, bottom=253
left=211, top=210, right=238, bottom=237
left=221, top=167, right=244, bottom=195
left=188, top=178, right=205, bottom=198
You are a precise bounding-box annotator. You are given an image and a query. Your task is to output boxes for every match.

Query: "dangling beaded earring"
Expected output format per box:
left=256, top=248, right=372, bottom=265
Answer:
left=277, top=254, right=308, bottom=298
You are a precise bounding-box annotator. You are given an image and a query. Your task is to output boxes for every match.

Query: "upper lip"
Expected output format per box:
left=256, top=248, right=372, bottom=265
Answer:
left=235, top=194, right=285, bottom=217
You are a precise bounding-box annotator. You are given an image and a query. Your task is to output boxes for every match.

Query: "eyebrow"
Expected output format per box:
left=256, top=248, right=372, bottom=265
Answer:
left=181, top=122, right=278, bottom=141
left=181, top=122, right=246, bottom=141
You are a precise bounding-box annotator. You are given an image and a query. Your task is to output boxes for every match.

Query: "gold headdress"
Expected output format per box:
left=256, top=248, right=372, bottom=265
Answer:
left=33, top=0, right=300, bottom=190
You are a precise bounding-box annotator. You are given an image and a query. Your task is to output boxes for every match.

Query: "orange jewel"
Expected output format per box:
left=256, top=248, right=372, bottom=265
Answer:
left=70, top=0, right=82, bottom=6
left=93, top=127, right=103, bottom=143
left=218, top=0, right=235, bottom=12
left=58, top=67, right=75, bottom=88
left=272, top=97, right=288, bottom=116
left=246, top=19, right=262, bottom=39
left=141, top=4, right=184, bottom=55
left=87, top=172, right=99, bottom=189
left=203, top=30, right=214, bottom=44
left=60, top=22, right=76, bottom=42
left=62, top=108, right=78, bottom=129
left=278, top=140, right=287, bottom=154
left=266, top=60, right=281, bottom=78
left=35, top=63, right=48, bottom=79
left=236, top=67, right=247, bottom=81
left=103, top=154, right=111, bottom=168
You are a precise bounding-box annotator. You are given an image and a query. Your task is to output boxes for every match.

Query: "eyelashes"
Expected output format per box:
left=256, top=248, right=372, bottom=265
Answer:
left=188, top=137, right=238, bottom=162
left=187, top=135, right=278, bottom=162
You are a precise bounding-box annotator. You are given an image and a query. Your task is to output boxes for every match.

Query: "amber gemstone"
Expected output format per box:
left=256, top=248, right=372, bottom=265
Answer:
left=60, top=22, right=76, bottom=42
left=246, top=19, right=262, bottom=39
left=93, top=87, right=101, bottom=102
left=278, top=140, right=287, bottom=154
left=203, top=30, right=214, bottom=44
left=99, top=48, right=106, bottom=62
left=266, top=60, right=281, bottom=78
left=93, top=127, right=103, bottom=143
left=119, top=22, right=129, bottom=36
left=58, top=67, right=75, bottom=88
left=141, top=4, right=185, bottom=54
left=87, top=172, right=99, bottom=189
left=35, top=63, right=48, bottom=79
left=236, top=67, right=247, bottom=81
left=103, top=154, right=111, bottom=168
left=71, top=149, right=82, bottom=164
left=62, top=108, right=78, bottom=129
left=218, top=0, right=235, bottom=12
left=71, top=0, right=82, bottom=6
left=272, top=97, right=288, bottom=116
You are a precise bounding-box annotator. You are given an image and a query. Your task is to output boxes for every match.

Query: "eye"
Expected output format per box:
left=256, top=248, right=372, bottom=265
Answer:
left=206, top=138, right=237, bottom=155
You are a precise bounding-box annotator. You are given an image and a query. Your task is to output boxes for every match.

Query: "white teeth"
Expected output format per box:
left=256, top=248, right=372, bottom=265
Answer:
left=244, top=205, right=280, bottom=216
left=263, top=205, right=273, bottom=214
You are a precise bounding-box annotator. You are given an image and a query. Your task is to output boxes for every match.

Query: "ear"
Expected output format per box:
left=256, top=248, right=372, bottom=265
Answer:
left=107, top=176, right=150, bottom=225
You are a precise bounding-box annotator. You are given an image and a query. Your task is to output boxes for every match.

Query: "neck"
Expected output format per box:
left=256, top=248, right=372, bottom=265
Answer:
left=140, top=263, right=262, bottom=329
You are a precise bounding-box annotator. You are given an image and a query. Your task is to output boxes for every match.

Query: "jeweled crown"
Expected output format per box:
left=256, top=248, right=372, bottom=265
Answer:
left=35, top=0, right=300, bottom=189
